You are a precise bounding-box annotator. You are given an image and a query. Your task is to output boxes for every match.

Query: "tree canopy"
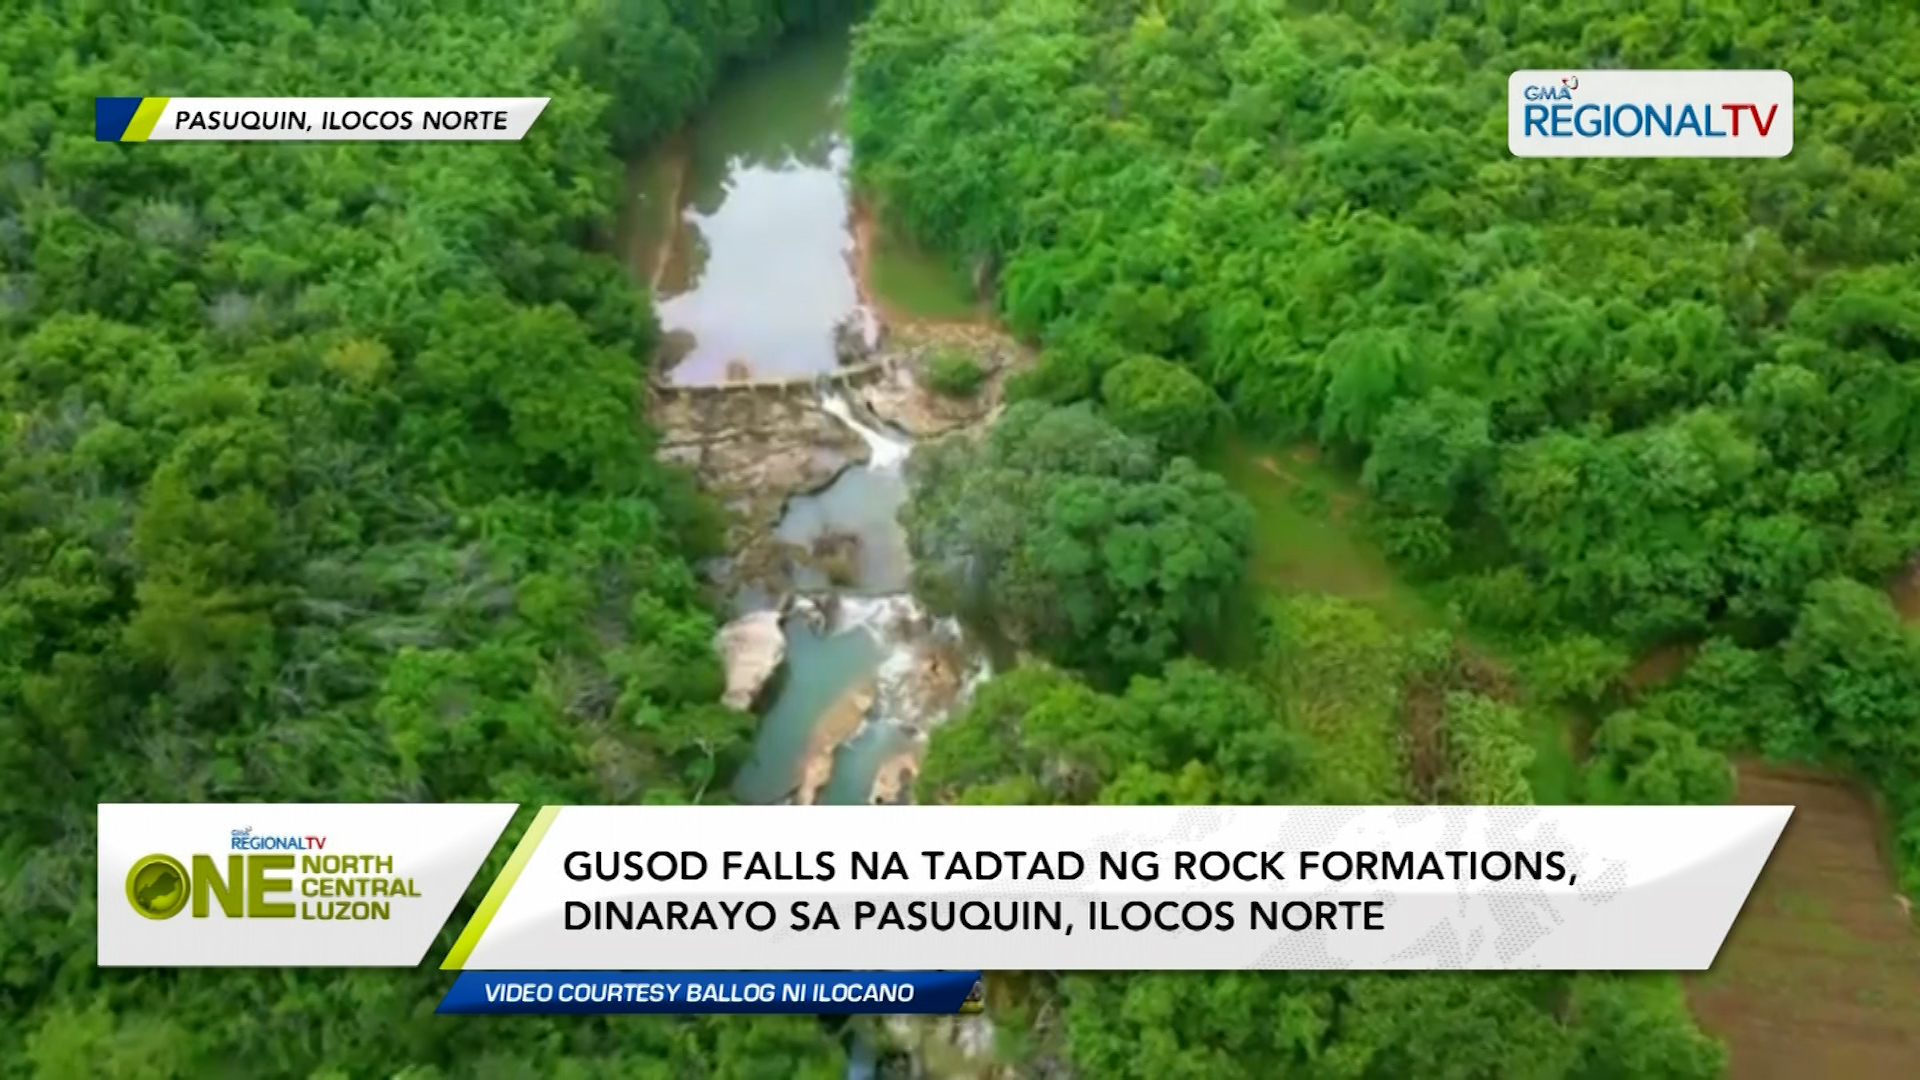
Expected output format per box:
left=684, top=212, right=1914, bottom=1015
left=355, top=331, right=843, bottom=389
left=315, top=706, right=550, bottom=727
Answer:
left=916, top=598, right=1725, bottom=1079
left=850, top=0, right=1920, bottom=641
left=2, top=0, right=860, bottom=1074
left=858, top=0, right=1920, bottom=1073
left=903, top=400, right=1252, bottom=681
left=851, top=0, right=1920, bottom=930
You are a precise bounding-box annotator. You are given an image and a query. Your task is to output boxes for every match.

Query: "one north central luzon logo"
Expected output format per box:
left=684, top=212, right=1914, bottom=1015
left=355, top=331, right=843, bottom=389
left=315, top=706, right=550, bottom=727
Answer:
left=124, top=829, right=421, bottom=923
left=1520, top=75, right=1781, bottom=139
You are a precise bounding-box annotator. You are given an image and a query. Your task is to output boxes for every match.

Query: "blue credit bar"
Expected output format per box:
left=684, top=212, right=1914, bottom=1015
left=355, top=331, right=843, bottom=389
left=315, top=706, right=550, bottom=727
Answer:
left=437, top=970, right=984, bottom=1014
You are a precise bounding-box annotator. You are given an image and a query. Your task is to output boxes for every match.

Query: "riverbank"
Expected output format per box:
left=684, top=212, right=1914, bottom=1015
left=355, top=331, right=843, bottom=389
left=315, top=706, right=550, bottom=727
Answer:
left=620, top=131, right=688, bottom=292
left=850, top=197, right=989, bottom=329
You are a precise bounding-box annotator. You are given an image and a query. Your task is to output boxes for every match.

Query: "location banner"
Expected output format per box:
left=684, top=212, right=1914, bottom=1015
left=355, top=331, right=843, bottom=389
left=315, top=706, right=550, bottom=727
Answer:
left=99, top=803, right=516, bottom=966
left=94, top=97, right=549, bottom=141
left=444, top=805, right=1792, bottom=972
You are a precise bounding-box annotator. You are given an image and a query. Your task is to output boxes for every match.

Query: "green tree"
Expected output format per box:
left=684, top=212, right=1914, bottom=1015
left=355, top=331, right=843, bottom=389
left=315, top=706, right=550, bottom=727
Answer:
left=1523, top=634, right=1630, bottom=707
left=1099, top=352, right=1221, bottom=453
left=1566, top=975, right=1727, bottom=1080
left=1443, top=692, right=1536, bottom=806
left=1584, top=711, right=1734, bottom=806
left=1362, top=389, right=1492, bottom=520
left=0, top=0, right=860, bottom=1073
left=1782, top=578, right=1920, bottom=783
left=904, top=401, right=1251, bottom=680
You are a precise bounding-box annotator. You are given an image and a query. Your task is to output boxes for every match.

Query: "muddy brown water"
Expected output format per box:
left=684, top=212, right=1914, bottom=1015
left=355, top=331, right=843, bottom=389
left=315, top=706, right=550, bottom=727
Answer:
left=628, top=33, right=860, bottom=385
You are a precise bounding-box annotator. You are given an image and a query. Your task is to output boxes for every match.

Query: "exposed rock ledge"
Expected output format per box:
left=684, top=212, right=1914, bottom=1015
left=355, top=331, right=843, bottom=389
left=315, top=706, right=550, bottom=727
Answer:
left=869, top=739, right=924, bottom=805
left=653, top=386, right=869, bottom=598
left=716, top=610, right=785, bottom=711
left=858, top=326, right=1027, bottom=440
left=882, top=1014, right=1006, bottom=1080
left=793, top=676, right=876, bottom=805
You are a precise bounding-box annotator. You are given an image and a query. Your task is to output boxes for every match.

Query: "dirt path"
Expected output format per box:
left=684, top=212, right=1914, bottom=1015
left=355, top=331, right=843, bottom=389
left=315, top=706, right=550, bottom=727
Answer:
left=1252, top=447, right=1360, bottom=521
left=1890, top=557, right=1920, bottom=624
left=1689, top=763, right=1920, bottom=1078
left=649, top=136, right=690, bottom=291
left=1624, top=640, right=1700, bottom=693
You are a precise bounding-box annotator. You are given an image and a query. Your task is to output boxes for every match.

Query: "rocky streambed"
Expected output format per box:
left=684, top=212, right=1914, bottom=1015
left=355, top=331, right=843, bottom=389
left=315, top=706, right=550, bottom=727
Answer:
left=626, top=28, right=1024, bottom=1078
left=655, top=320, right=1020, bottom=805
left=624, top=24, right=1020, bottom=809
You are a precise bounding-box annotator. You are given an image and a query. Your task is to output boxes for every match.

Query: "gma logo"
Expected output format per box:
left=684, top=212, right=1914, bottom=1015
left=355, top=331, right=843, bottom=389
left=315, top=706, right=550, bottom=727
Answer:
left=125, top=853, right=298, bottom=920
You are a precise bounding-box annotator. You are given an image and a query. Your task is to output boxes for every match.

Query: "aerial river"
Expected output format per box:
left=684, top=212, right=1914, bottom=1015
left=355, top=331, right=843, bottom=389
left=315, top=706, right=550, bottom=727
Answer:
left=623, top=32, right=985, bottom=807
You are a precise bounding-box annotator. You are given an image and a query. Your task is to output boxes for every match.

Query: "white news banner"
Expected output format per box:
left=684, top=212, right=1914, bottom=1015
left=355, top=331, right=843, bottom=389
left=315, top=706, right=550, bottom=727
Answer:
left=448, top=805, right=1791, bottom=971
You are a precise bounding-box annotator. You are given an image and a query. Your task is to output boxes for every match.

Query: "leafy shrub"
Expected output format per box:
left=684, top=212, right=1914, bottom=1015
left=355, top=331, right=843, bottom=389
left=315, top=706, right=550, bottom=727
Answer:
left=1584, top=710, right=1734, bottom=806
left=1443, top=692, right=1536, bottom=805
left=1099, top=353, right=1220, bottom=453
left=923, top=347, right=986, bottom=397
left=1524, top=634, right=1630, bottom=706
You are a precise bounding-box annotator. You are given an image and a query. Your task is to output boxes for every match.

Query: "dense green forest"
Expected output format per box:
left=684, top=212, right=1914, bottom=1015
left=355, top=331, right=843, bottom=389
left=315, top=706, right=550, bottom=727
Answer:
left=7, top=0, right=1917, bottom=1075
left=857, top=0, right=1920, bottom=876
left=908, top=416, right=1727, bottom=1078
left=860, top=0, right=1920, bottom=1075
left=1, top=1, right=859, bottom=1075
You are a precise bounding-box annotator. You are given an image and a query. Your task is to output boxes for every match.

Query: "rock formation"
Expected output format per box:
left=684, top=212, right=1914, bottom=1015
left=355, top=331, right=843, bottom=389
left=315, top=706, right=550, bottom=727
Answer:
left=793, top=676, right=875, bottom=805
left=658, top=329, right=698, bottom=373
left=858, top=327, right=1026, bottom=439
left=716, top=610, right=786, bottom=711
left=808, top=529, right=864, bottom=587
left=883, top=1014, right=1006, bottom=1080
left=653, top=385, right=869, bottom=595
left=833, top=308, right=884, bottom=365
left=879, top=635, right=969, bottom=737
left=870, top=741, right=924, bottom=804
left=787, top=593, right=831, bottom=633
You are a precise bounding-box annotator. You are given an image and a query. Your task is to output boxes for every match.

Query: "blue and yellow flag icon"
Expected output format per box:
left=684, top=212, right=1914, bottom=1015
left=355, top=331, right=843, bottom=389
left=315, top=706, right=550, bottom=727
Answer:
left=95, top=97, right=171, bottom=141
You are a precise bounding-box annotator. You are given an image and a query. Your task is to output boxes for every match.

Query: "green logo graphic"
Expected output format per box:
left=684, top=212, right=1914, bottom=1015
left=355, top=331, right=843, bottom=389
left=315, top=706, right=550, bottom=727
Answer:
left=126, top=854, right=189, bottom=919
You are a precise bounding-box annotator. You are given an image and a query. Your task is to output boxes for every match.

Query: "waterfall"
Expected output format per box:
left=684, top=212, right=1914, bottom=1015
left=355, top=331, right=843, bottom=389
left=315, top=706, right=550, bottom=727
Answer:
left=762, top=398, right=988, bottom=806
left=821, top=390, right=911, bottom=469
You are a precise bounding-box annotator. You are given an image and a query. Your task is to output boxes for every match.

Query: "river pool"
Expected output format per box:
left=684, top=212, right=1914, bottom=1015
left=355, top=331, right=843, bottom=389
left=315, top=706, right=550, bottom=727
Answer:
left=625, top=30, right=982, bottom=807
left=629, top=33, right=860, bottom=385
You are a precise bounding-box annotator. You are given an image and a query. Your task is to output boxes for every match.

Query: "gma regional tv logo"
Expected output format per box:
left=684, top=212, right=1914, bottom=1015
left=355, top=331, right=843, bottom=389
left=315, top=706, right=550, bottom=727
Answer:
left=1509, top=70, right=1792, bottom=157
left=123, top=830, right=421, bottom=923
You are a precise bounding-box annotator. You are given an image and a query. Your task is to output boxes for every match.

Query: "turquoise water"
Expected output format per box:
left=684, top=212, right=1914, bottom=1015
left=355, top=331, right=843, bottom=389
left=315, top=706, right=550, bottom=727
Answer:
left=642, top=35, right=985, bottom=810
left=775, top=396, right=914, bottom=595
left=732, top=615, right=882, bottom=805
left=775, top=465, right=911, bottom=594
left=820, top=717, right=917, bottom=805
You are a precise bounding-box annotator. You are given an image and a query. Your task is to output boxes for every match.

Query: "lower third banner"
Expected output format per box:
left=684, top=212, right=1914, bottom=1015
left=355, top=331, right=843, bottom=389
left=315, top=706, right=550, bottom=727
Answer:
left=437, top=970, right=984, bottom=1015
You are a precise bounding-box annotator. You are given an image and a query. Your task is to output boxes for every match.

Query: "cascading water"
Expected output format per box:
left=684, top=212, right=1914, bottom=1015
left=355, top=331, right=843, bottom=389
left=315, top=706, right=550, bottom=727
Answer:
left=821, top=391, right=910, bottom=466
left=740, top=391, right=989, bottom=805
left=774, top=393, right=914, bottom=594
left=624, top=27, right=988, bottom=809
left=623, top=29, right=1004, bottom=1078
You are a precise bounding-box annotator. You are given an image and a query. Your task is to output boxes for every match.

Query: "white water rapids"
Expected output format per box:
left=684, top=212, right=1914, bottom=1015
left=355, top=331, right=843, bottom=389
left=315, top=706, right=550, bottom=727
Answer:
left=738, top=390, right=989, bottom=805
